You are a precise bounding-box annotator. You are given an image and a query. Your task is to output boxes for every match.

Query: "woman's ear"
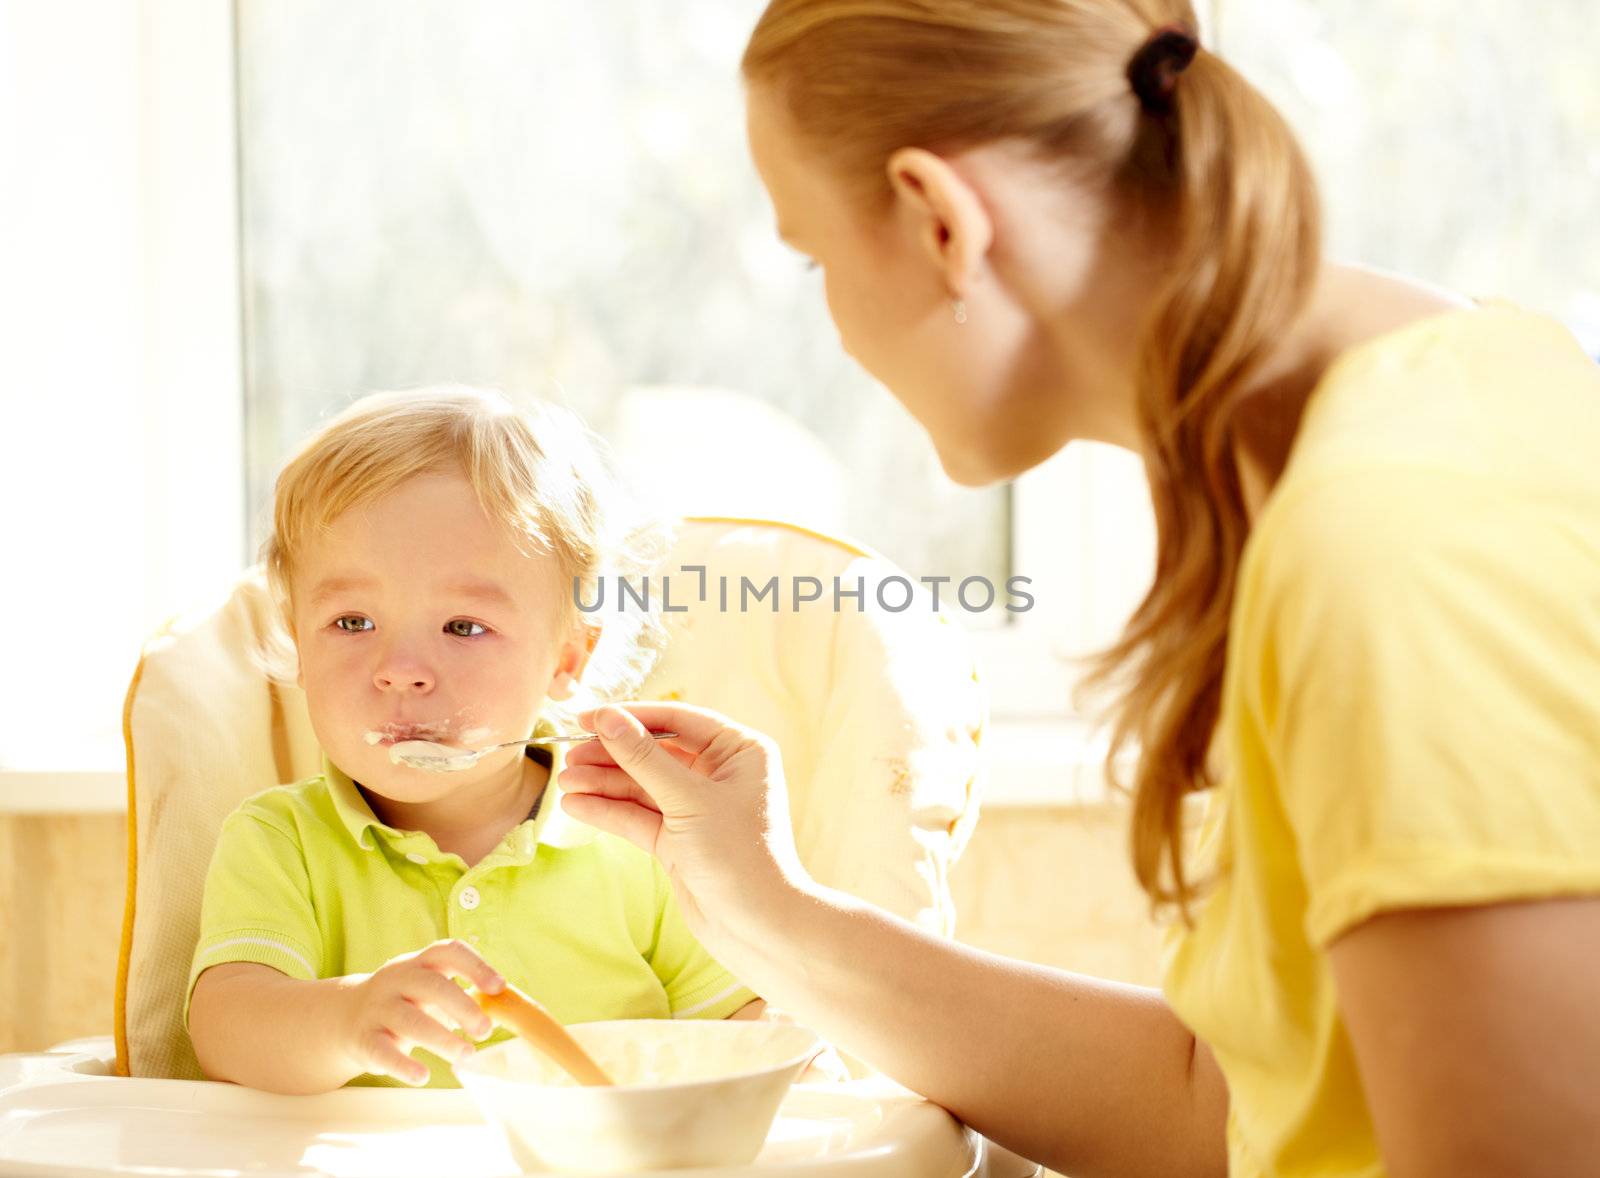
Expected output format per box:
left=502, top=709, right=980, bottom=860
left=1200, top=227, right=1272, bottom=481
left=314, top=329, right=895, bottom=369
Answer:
left=885, top=147, right=994, bottom=298
left=547, top=621, right=601, bottom=701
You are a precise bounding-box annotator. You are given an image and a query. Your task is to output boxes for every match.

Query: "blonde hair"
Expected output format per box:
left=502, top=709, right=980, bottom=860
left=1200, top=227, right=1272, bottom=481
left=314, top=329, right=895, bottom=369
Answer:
left=257, top=386, right=669, bottom=720
left=743, top=0, right=1322, bottom=917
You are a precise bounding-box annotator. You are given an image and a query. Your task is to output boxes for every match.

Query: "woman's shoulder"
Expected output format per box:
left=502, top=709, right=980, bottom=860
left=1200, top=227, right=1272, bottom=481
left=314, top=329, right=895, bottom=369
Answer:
left=1245, top=301, right=1600, bottom=596
left=1277, top=299, right=1600, bottom=493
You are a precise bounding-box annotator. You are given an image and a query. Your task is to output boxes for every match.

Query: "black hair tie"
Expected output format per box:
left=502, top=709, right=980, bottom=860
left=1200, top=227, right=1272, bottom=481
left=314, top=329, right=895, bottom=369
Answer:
left=1127, top=24, right=1199, bottom=114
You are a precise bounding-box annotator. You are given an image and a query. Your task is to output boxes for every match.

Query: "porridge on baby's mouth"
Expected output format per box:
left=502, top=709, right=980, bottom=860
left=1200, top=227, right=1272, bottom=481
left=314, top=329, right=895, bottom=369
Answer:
left=362, top=725, right=498, bottom=772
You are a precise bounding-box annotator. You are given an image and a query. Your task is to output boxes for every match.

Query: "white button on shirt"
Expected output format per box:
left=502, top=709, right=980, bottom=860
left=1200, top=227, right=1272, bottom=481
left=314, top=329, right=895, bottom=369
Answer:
left=458, top=886, right=481, bottom=911
left=405, top=852, right=428, bottom=865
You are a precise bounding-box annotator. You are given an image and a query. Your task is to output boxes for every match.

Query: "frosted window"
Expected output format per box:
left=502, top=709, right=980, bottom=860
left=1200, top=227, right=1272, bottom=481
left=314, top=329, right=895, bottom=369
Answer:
left=236, top=1, right=1009, bottom=586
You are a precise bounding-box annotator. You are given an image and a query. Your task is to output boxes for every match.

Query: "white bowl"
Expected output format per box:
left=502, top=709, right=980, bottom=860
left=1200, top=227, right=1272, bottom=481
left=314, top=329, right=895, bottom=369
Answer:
left=453, top=1019, right=825, bottom=1173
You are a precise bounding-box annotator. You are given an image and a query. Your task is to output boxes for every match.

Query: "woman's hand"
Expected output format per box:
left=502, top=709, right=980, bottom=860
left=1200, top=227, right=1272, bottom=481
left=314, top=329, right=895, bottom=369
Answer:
left=557, top=706, right=1229, bottom=1174
left=336, top=939, right=505, bottom=1086
left=557, top=702, right=812, bottom=942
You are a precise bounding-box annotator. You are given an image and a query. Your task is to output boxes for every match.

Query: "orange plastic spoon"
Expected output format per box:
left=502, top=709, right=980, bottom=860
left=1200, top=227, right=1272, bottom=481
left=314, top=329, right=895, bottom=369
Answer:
left=475, top=983, right=615, bottom=1087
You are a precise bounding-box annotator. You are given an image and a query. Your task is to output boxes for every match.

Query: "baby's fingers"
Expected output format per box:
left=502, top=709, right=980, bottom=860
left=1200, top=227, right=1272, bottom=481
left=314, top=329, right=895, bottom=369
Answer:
left=411, top=967, right=496, bottom=1041
left=359, top=1027, right=432, bottom=1087
left=415, top=939, right=505, bottom=997
left=387, top=998, right=478, bottom=1072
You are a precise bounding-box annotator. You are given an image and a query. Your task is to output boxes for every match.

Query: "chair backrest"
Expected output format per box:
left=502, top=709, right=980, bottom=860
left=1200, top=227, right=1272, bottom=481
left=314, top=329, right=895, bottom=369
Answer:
left=115, top=517, right=986, bottom=1079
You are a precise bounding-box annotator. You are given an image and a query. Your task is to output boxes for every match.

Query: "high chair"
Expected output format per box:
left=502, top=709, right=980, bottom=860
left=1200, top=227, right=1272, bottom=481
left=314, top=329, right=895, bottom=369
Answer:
left=0, top=516, right=1043, bottom=1177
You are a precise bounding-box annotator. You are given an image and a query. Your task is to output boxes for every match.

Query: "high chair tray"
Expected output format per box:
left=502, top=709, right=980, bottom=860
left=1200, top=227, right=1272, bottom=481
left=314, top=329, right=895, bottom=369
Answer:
left=0, top=1070, right=980, bottom=1177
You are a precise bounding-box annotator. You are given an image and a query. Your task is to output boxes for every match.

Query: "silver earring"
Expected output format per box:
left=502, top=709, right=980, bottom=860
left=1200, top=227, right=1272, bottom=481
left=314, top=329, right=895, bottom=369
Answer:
left=952, top=299, right=967, bottom=325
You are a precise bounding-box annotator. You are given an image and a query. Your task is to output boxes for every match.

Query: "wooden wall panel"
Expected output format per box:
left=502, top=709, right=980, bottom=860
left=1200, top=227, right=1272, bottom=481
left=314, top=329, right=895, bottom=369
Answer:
left=0, top=814, right=127, bottom=1054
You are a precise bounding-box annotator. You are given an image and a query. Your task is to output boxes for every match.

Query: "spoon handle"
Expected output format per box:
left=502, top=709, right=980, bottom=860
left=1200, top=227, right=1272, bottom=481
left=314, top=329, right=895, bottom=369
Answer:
left=476, top=984, right=614, bottom=1086
left=519, top=730, right=679, bottom=746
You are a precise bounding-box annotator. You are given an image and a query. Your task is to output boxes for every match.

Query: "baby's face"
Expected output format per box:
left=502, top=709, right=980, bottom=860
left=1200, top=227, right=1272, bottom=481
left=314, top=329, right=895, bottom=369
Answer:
left=290, top=469, right=590, bottom=802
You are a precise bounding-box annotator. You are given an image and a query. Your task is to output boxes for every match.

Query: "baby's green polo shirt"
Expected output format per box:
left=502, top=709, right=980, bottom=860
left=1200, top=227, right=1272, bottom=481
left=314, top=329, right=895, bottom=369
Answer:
left=185, top=746, right=758, bottom=1087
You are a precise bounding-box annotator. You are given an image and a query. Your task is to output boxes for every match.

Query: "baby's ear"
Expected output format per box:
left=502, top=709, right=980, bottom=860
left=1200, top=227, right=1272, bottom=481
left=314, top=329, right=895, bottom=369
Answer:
left=547, top=620, right=600, bottom=700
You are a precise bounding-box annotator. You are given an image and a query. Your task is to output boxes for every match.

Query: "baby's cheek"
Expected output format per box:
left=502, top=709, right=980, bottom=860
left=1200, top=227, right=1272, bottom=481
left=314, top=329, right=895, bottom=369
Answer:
left=302, top=676, right=360, bottom=744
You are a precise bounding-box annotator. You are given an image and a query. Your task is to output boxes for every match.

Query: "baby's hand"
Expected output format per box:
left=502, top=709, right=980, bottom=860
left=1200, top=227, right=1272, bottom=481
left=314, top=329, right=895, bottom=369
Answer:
left=337, top=939, right=505, bottom=1086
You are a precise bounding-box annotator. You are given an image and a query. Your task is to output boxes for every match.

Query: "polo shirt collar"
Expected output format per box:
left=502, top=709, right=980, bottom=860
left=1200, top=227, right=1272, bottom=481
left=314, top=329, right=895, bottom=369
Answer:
left=325, top=732, right=597, bottom=861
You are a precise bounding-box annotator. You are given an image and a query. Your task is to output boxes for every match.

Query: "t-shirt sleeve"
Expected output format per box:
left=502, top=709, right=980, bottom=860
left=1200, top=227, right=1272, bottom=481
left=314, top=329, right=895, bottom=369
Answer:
left=184, top=805, right=324, bottom=1030
left=645, top=859, right=760, bottom=1019
left=1259, top=468, right=1600, bottom=948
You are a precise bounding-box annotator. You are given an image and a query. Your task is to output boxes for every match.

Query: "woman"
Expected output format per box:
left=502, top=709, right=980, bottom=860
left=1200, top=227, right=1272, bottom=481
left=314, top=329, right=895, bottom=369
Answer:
left=558, top=2, right=1600, bottom=1174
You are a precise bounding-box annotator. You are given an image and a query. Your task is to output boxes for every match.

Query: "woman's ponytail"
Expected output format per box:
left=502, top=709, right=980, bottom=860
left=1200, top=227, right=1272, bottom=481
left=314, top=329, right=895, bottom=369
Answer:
left=1089, top=22, right=1322, bottom=916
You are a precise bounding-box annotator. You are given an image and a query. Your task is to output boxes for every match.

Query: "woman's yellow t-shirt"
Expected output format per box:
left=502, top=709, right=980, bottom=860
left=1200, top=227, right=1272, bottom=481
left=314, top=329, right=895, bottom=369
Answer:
left=1162, top=302, right=1600, bottom=1176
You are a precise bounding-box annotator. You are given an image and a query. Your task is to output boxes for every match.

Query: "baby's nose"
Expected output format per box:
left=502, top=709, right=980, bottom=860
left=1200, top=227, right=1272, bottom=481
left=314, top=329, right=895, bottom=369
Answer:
left=373, top=665, right=434, bottom=692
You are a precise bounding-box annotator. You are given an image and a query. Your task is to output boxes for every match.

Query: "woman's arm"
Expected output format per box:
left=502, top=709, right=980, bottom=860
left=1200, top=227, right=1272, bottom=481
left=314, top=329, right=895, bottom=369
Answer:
left=560, top=702, right=1228, bottom=1178
left=721, top=875, right=1228, bottom=1178
left=1330, top=896, right=1600, bottom=1177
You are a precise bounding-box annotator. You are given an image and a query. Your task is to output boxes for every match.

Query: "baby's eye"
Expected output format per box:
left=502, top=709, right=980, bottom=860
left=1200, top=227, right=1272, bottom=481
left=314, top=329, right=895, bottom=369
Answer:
left=445, top=619, right=487, bottom=638
left=333, top=615, right=373, bottom=633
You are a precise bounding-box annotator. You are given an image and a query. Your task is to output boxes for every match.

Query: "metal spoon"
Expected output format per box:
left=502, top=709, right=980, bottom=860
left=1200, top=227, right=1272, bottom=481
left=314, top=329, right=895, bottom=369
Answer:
left=389, top=730, right=679, bottom=772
